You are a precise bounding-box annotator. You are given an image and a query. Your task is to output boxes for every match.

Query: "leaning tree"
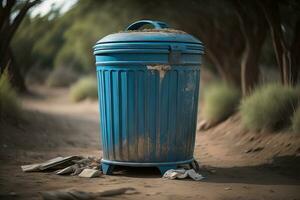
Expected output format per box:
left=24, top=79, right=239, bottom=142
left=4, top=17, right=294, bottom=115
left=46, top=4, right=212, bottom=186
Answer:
left=0, top=0, right=41, bottom=92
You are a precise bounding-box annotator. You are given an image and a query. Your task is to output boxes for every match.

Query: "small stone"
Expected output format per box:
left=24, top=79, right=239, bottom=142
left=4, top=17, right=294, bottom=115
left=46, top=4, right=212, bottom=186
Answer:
left=245, top=148, right=253, bottom=153
left=78, top=169, right=101, bottom=178
left=252, top=147, right=264, bottom=152
left=9, top=192, right=17, bottom=196
left=245, top=147, right=264, bottom=153
left=197, top=120, right=210, bottom=131
left=224, top=187, right=232, bottom=190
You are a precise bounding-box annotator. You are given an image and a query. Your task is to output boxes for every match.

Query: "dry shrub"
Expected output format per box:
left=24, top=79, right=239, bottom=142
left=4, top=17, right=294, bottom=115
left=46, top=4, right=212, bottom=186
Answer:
left=292, top=107, right=300, bottom=133
left=240, top=84, right=299, bottom=131
left=202, top=82, right=240, bottom=124
left=70, top=76, right=98, bottom=102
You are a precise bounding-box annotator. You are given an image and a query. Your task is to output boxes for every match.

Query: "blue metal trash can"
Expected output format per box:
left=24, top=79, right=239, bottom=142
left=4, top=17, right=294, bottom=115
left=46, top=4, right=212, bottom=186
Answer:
left=93, top=20, right=204, bottom=175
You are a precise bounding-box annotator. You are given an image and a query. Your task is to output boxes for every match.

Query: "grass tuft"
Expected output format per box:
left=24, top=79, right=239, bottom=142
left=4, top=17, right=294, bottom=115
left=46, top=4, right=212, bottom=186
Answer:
left=0, top=72, right=21, bottom=119
left=292, top=107, right=300, bottom=133
left=202, top=82, right=240, bottom=123
left=70, top=76, right=98, bottom=102
left=240, top=84, right=299, bottom=131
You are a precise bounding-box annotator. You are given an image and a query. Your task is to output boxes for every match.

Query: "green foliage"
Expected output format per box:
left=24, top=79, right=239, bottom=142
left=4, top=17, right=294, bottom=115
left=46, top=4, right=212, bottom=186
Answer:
left=12, top=0, right=294, bottom=89
left=0, top=72, right=21, bottom=119
left=54, top=0, right=139, bottom=72
left=32, top=15, right=69, bottom=69
left=240, top=84, right=299, bottom=131
left=46, top=67, right=78, bottom=87
left=70, top=76, right=98, bottom=102
left=13, top=0, right=143, bottom=74
left=292, top=107, right=300, bottom=133
left=12, top=13, right=64, bottom=74
left=202, top=82, right=240, bottom=123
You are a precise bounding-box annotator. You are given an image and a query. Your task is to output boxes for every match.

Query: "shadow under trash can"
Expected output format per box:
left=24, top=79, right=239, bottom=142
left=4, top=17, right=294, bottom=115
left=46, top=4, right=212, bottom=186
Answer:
left=93, top=20, right=204, bottom=175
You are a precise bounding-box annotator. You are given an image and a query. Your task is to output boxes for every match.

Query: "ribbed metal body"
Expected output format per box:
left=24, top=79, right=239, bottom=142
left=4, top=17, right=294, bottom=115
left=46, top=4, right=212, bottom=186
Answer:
left=97, top=65, right=200, bottom=164
left=94, top=20, right=203, bottom=172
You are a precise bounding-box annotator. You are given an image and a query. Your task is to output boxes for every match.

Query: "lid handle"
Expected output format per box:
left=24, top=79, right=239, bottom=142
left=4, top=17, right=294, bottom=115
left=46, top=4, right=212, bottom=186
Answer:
left=125, top=20, right=169, bottom=31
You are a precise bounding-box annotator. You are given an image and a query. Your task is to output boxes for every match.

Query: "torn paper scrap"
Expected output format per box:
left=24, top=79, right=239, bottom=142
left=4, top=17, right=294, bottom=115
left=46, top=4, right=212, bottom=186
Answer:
left=21, top=163, right=41, bottom=172
left=163, top=168, right=205, bottom=181
left=39, top=156, right=82, bottom=170
left=78, top=168, right=101, bottom=178
left=21, top=156, right=83, bottom=172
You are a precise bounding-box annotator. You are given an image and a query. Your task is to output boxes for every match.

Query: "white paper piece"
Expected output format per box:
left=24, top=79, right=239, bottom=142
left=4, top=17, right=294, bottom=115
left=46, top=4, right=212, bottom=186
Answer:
left=163, top=168, right=205, bottom=181
left=78, top=168, right=101, bottom=178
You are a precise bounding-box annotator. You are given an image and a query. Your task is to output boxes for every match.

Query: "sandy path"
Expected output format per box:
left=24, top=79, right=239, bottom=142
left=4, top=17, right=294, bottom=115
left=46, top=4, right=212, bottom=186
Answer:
left=0, top=86, right=299, bottom=200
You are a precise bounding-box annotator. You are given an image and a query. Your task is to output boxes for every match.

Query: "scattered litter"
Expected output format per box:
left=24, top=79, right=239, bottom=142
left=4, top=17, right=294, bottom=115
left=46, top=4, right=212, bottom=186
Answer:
left=78, top=169, right=101, bottom=178
left=41, top=187, right=137, bottom=200
left=23, top=156, right=206, bottom=182
left=71, top=166, right=85, bottom=176
left=163, top=168, right=205, bottom=181
left=21, top=156, right=101, bottom=178
left=40, top=156, right=83, bottom=170
left=56, top=166, right=76, bottom=175
left=21, top=163, right=41, bottom=172
left=21, top=156, right=83, bottom=172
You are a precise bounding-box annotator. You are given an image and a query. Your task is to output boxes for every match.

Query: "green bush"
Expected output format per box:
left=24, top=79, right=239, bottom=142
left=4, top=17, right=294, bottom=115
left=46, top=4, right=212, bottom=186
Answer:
left=46, top=67, right=78, bottom=87
left=240, top=84, right=299, bottom=131
left=70, top=76, right=98, bottom=102
left=202, top=82, right=240, bottom=123
left=292, top=107, right=300, bottom=133
left=0, top=72, right=21, bottom=119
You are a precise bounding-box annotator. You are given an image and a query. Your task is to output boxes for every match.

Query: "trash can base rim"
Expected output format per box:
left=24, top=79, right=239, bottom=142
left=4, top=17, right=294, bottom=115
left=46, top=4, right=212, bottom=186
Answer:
left=101, top=158, right=194, bottom=167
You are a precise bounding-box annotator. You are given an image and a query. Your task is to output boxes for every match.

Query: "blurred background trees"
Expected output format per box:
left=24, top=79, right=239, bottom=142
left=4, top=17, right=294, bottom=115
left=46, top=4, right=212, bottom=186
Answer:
left=6, top=0, right=298, bottom=93
left=1, top=0, right=299, bottom=129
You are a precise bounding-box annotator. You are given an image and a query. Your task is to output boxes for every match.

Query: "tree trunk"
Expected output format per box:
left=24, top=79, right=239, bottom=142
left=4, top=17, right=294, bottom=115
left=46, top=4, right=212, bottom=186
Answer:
left=259, top=0, right=297, bottom=85
left=233, top=0, right=267, bottom=96
left=290, top=19, right=300, bottom=85
left=7, top=47, right=27, bottom=92
left=0, top=0, right=40, bottom=92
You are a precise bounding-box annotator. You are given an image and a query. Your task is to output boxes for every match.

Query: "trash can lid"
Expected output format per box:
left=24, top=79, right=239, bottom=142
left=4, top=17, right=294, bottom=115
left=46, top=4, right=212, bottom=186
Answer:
left=95, top=20, right=203, bottom=45
left=94, top=20, right=204, bottom=66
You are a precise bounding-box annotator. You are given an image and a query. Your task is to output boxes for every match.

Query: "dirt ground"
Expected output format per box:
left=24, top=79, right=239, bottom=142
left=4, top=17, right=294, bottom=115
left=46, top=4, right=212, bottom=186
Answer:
left=0, top=86, right=300, bottom=200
